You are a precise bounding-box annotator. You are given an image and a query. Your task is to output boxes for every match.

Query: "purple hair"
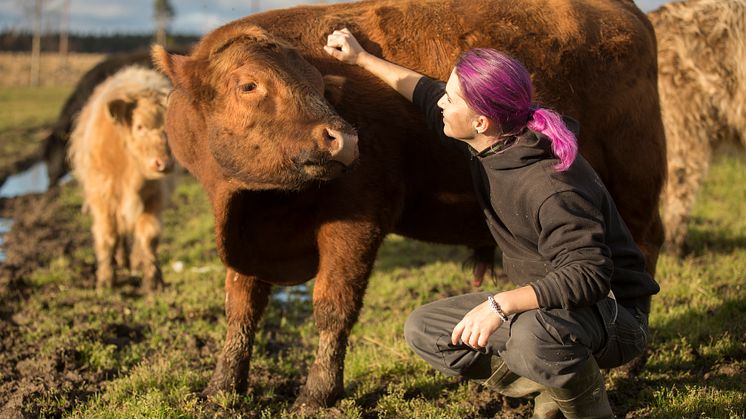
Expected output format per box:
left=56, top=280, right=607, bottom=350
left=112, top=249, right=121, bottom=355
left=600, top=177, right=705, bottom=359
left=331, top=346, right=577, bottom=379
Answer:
left=454, top=48, right=577, bottom=171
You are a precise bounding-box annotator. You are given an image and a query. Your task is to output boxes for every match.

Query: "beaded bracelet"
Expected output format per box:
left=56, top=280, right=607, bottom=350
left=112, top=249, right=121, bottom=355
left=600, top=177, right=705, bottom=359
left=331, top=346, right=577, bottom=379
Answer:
left=487, top=295, right=510, bottom=322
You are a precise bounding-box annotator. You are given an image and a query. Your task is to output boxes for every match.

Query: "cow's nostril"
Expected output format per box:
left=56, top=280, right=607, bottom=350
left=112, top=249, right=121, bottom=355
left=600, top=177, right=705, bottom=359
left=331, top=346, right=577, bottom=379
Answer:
left=324, top=128, right=341, bottom=153
left=324, top=128, right=336, bottom=141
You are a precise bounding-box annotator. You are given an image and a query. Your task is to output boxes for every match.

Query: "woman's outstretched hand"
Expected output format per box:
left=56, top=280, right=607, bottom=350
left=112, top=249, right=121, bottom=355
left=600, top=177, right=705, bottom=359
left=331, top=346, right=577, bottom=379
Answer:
left=324, top=28, right=368, bottom=65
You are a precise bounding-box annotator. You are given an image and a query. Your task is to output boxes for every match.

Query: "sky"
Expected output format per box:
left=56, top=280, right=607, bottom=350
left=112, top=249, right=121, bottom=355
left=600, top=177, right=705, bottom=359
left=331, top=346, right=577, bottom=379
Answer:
left=0, top=0, right=675, bottom=35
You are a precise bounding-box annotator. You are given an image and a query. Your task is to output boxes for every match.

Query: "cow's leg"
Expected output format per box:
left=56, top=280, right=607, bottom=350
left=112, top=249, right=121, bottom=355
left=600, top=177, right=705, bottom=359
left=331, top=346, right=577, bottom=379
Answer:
left=115, top=233, right=130, bottom=270
left=663, top=149, right=711, bottom=256
left=133, top=212, right=164, bottom=292
left=90, top=204, right=117, bottom=289
left=205, top=270, right=271, bottom=396
left=294, top=222, right=382, bottom=410
left=466, top=245, right=496, bottom=287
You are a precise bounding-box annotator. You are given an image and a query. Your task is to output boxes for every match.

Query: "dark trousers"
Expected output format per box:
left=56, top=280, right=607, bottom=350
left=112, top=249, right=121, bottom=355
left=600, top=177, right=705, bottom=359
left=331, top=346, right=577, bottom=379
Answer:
left=404, top=292, right=649, bottom=388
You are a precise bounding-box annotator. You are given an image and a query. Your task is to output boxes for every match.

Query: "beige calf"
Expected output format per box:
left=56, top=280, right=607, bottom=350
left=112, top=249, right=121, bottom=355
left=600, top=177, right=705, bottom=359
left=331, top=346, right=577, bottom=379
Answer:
left=68, top=65, right=174, bottom=292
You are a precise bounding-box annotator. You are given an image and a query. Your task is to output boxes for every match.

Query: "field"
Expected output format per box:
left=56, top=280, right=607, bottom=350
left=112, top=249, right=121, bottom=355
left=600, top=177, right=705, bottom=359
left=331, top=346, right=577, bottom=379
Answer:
left=0, top=82, right=744, bottom=417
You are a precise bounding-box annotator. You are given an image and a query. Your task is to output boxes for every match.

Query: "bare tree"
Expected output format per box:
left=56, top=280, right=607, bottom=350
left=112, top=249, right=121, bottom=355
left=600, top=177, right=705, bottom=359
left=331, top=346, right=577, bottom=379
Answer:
left=30, top=0, right=43, bottom=86
left=59, top=0, right=70, bottom=65
left=154, top=0, right=174, bottom=47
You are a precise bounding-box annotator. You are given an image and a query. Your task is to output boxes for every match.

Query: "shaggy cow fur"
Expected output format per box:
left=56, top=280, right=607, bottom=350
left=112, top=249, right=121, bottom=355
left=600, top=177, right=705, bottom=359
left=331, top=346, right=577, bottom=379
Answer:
left=650, top=0, right=746, bottom=255
left=154, top=0, right=666, bottom=409
left=68, top=66, right=174, bottom=292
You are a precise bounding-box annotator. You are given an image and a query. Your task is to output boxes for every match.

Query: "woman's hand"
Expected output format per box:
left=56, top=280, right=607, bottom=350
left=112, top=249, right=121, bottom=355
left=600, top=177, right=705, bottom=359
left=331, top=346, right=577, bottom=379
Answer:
left=324, top=28, right=368, bottom=65
left=451, top=299, right=504, bottom=349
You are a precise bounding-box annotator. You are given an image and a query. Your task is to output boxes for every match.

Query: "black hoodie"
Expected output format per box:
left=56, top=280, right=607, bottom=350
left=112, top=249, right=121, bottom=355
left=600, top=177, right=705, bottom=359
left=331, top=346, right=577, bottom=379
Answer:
left=413, top=77, right=659, bottom=313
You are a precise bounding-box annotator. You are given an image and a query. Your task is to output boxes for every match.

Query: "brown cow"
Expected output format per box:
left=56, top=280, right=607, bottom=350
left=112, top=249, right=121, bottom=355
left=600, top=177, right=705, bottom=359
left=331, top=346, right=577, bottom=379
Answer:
left=649, top=0, right=746, bottom=255
left=153, top=0, right=665, bottom=409
left=68, top=66, right=174, bottom=292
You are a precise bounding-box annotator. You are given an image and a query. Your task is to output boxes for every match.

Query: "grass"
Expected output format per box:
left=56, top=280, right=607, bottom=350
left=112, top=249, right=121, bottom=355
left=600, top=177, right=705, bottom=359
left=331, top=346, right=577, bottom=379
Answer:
left=0, top=86, right=72, bottom=130
left=0, top=86, right=72, bottom=175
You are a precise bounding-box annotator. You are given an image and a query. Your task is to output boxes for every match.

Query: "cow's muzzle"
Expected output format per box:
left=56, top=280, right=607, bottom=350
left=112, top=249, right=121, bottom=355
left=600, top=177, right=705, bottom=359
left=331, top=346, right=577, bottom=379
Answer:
left=322, top=127, right=358, bottom=166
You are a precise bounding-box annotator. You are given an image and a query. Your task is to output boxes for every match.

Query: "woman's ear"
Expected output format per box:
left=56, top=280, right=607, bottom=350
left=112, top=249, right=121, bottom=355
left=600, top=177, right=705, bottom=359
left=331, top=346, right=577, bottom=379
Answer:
left=473, top=115, right=491, bottom=134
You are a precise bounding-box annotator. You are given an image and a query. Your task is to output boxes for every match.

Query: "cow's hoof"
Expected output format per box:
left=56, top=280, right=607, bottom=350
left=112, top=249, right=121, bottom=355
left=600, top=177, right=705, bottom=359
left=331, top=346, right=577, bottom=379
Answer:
left=96, top=266, right=115, bottom=290
left=202, top=388, right=242, bottom=408
left=141, top=265, right=165, bottom=293
left=293, top=385, right=342, bottom=413
left=203, top=367, right=247, bottom=399
left=662, top=240, right=689, bottom=258
left=291, top=396, right=325, bottom=414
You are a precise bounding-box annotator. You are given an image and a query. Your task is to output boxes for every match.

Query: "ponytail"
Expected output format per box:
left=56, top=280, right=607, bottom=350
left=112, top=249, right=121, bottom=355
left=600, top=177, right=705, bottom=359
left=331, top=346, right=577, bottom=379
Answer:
left=527, top=108, right=577, bottom=171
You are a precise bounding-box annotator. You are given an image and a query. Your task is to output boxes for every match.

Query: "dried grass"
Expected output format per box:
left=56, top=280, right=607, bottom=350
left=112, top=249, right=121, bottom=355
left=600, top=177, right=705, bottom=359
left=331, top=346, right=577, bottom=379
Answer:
left=0, top=52, right=105, bottom=87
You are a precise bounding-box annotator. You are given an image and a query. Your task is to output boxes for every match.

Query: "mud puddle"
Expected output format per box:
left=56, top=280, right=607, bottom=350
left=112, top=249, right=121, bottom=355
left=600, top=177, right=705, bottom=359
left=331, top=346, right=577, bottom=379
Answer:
left=0, top=162, right=73, bottom=263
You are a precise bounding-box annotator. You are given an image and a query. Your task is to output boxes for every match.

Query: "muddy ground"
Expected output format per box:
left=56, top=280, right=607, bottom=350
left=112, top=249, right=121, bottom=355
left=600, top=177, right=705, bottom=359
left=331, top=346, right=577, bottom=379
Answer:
left=0, top=187, right=92, bottom=417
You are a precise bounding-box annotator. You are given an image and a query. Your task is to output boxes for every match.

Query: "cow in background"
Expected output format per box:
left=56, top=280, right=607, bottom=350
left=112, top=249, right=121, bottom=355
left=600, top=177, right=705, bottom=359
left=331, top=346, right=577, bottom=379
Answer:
left=68, top=66, right=174, bottom=292
left=650, top=0, right=746, bottom=255
left=154, top=0, right=665, bottom=409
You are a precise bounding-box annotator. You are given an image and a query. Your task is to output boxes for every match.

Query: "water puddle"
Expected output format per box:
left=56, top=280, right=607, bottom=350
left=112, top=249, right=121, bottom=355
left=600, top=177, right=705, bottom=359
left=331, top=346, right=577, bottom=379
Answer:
left=273, top=284, right=311, bottom=303
left=0, top=161, right=50, bottom=198
left=0, top=217, right=13, bottom=263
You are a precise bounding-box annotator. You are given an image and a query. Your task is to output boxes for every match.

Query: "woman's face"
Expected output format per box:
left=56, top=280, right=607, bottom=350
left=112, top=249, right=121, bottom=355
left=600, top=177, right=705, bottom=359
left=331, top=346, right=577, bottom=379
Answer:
left=437, top=70, right=479, bottom=140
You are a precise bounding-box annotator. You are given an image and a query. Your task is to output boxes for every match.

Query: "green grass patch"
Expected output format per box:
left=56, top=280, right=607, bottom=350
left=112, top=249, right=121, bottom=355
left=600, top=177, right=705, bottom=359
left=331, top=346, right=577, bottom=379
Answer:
left=0, top=86, right=72, bottom=173
left=0, top=86, right=71, bottom=130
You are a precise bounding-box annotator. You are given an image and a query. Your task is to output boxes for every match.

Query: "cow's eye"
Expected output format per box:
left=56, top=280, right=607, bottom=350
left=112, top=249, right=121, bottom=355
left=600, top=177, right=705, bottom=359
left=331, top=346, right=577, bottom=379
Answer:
left=239, top=82, right=257, bottom=93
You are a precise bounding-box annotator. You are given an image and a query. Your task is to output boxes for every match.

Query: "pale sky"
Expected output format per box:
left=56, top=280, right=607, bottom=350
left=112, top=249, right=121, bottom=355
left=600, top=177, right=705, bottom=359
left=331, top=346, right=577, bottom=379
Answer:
left=0, top=0, right=675, bottom=35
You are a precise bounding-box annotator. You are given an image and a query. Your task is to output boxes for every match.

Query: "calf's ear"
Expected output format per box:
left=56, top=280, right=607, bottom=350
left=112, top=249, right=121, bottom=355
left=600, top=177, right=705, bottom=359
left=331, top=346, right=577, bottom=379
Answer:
left=151, top=44, right=193, bottom=91
left=108, top=99, right=135, bottom=125
left=323, top=74, right=347, bottom=106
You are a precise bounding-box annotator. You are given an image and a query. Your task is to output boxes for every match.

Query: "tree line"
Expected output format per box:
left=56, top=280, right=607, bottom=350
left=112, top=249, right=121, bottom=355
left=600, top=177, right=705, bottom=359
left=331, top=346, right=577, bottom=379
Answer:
left=0, top=31, right=199, bottom=54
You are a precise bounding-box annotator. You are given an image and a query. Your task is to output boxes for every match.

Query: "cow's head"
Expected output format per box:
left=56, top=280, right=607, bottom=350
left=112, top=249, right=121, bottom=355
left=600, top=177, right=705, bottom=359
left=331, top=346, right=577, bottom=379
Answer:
left=108, top=90, right=174, bottom=179
left=152, top=26, right=359, bottom=191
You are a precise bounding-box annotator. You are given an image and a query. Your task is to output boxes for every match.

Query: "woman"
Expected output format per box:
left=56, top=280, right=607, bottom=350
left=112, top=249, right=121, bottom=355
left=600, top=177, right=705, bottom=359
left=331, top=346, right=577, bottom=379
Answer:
left=325, top=29, right=659, bottom=418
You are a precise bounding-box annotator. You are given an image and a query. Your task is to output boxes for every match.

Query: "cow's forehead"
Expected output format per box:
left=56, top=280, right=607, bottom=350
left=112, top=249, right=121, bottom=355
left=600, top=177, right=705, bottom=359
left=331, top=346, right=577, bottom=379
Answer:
left=206, top=40, right=322, bottom=91
left=207, top=41, right=286, bottom=79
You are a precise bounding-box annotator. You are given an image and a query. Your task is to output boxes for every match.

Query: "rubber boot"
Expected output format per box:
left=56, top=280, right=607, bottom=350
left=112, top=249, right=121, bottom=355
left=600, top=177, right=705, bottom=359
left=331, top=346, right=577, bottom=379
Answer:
left=480, top=357, right=560, bottom=419
left=546, top=357, right=614, bottom=419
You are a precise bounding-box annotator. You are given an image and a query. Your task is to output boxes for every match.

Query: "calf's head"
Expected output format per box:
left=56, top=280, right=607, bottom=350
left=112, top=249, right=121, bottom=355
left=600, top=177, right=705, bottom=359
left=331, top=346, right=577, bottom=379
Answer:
left=108, top=91, right=173, bottom=178
left=152, top=26, right=359, bottom=191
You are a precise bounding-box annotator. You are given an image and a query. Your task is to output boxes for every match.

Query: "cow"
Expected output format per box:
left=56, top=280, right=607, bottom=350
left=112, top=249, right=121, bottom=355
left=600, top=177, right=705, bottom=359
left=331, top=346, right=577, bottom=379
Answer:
left=649, top=0, right=746, bottom=255
left=68, top=66, right=174, bottom=292
left=43, top=47, right=189, bottom=186
left=152, top=0, right=666, bottom=409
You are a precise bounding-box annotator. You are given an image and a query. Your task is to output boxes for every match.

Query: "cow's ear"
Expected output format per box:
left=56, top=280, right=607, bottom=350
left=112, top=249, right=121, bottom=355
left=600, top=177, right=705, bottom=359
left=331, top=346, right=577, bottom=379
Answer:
left=108, top=99, right=135, bottom=125
left=152, top=44, right=193, bottom=91
left=323, top=74, right=347, bottom=106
